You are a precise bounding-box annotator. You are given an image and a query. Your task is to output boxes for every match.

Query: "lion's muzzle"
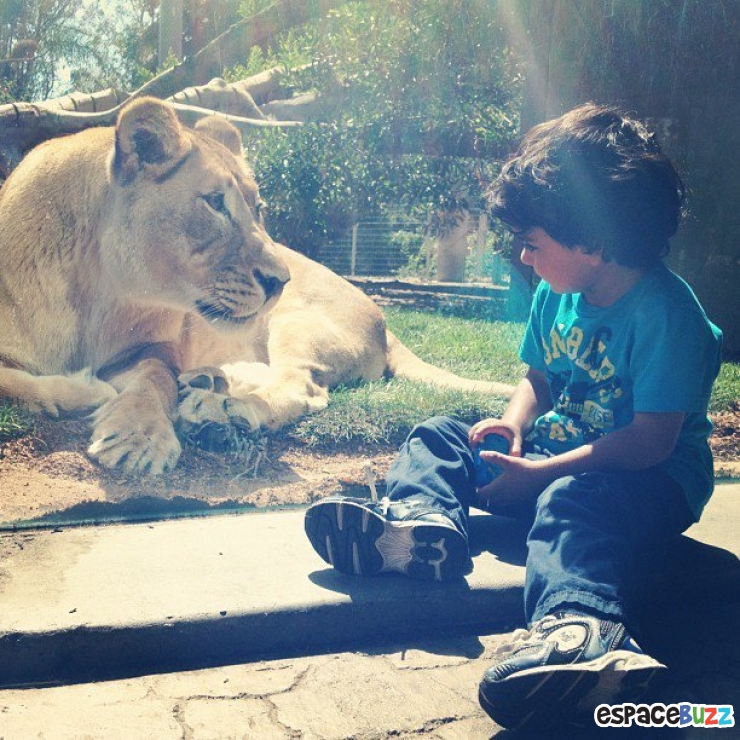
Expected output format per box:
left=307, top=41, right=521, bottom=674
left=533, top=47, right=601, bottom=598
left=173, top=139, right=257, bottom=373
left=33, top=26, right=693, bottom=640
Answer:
left=255, top=269, right=288, bottom=301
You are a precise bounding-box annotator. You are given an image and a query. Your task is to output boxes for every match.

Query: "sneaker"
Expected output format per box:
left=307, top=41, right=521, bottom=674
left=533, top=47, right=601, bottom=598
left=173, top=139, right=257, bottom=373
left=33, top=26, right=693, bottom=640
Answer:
left=304, top=496, right=470, bottom=581
left=478, top=612, right=665, bottom=731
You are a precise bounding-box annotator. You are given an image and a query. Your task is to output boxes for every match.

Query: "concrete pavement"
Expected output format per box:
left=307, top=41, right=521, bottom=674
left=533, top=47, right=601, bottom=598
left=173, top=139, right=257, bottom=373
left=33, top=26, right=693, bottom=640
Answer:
left=0, top=509, right=527, bottom=688
left=0, top=483, right=737, bottom=738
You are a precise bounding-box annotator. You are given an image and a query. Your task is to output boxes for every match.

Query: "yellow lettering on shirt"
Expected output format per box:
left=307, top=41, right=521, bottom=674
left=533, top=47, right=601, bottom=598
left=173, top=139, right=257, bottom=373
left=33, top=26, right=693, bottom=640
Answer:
left=566, top=327, right=584, bottom=359
left=549, top=327, right=567, bottom=360
left=591, top=357, right=615, bottom=382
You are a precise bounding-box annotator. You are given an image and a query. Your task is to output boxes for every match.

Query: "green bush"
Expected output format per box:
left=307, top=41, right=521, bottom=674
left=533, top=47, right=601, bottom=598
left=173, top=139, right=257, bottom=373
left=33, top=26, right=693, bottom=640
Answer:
left=235, top=0, right=521, bottom=258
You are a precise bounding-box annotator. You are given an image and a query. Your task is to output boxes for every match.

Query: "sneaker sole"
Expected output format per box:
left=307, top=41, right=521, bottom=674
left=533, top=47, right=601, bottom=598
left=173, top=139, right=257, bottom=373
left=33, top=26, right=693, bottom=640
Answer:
left=304, top=499, right=468, bottom=582
left=478, top=650, right=665, bottom=731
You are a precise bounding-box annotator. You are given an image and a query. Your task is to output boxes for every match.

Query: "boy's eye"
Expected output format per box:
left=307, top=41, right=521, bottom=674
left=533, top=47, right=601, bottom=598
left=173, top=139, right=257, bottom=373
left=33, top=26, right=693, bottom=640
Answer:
left=513, top=233, right=536, bottom=251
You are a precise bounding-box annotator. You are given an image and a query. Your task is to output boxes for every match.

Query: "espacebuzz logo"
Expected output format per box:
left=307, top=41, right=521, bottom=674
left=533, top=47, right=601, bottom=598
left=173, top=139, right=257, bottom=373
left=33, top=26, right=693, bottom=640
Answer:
left=595, top=703, right=735, bottom=728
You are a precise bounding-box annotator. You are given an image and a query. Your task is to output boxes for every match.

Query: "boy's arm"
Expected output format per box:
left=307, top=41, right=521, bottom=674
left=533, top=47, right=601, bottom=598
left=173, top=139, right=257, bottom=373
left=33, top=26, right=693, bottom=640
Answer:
left=479, top=411, right=684, bottom=506
left=530, top=411, right=684, bottom=477
left=469, top=367, right=551, bottom=456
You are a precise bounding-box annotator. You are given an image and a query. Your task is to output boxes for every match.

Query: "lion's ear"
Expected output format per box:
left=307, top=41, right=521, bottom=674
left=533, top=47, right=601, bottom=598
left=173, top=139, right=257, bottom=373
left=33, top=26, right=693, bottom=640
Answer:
left=112, top=97, right=191, bottom=184
left=194, top=116, right=243, bottom=157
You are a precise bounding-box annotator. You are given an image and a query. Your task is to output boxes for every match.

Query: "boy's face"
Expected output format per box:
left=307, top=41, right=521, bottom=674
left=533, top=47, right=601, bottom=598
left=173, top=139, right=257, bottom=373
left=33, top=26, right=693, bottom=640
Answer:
left=515, top=227, right=602, bottom=295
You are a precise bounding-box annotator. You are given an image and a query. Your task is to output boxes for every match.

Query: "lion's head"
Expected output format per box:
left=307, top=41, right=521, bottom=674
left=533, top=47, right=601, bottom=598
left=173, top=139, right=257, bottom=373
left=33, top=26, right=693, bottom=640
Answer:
left=100, top=97, right=289, bottom=327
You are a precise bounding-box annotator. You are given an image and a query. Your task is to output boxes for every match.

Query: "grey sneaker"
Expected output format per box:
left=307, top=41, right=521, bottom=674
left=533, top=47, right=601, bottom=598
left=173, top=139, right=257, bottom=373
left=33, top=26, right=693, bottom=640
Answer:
left=478, top=612, right=665, bottom=731
left=304, top=496, right=470, bottom=581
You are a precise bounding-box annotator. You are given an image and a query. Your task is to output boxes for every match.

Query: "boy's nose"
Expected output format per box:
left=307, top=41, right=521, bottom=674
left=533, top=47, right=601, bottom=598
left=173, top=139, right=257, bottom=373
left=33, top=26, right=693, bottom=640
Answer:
left=520, top=247, right=535, bottom=267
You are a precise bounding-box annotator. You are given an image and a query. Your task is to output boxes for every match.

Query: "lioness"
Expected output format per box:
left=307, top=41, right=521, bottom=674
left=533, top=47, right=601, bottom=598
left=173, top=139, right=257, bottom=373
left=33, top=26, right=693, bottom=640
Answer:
left=0, top=97, right=513, bottom=475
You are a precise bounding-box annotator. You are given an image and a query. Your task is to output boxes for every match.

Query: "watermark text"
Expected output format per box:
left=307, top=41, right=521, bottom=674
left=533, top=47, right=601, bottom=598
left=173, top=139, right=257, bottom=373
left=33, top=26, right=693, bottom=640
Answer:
left=595, top=703, right=734, bottom=728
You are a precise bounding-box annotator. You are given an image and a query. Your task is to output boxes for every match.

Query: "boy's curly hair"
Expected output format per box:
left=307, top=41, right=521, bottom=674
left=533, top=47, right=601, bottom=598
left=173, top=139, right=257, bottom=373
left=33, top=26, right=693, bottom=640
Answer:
left=488, top=103, right=685, bottom=268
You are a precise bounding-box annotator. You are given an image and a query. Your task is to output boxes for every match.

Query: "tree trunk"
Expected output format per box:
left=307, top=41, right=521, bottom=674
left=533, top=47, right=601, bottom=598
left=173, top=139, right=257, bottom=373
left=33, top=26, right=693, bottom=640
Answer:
left=435, top=211, right=472, bottom=283
left=159, top=0, right=184, bottom=65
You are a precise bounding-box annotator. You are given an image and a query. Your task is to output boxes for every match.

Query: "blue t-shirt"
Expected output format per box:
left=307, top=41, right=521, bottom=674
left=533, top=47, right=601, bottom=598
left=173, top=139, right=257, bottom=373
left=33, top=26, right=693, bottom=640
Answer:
left=519, top=264, right=723, bottom=520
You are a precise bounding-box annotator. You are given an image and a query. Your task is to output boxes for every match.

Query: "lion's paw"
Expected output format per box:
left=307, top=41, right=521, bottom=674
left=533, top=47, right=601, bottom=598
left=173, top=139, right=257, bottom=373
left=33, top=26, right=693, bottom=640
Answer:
left=178, top=366, right=230, bottom=395
left=88, top=397, right=181, bottom=475
left=177, top=367, right=263, bottom=454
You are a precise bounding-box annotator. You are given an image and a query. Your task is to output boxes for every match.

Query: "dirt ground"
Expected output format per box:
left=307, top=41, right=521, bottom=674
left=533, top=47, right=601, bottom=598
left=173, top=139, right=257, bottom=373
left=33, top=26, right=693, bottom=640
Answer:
left=0, top=416, right=397, bottom=525
left=1, top=409, right=738, bottom=526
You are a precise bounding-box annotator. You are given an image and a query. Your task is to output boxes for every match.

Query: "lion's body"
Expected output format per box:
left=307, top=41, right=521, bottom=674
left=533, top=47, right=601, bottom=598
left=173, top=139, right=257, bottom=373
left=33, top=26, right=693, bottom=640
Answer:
left=0, top=98, right=512, bottom=475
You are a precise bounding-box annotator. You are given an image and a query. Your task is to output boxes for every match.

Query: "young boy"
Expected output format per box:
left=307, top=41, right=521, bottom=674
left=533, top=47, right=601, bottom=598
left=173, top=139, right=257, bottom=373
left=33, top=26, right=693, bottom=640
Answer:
left=304, top=103, right=723, bottom=730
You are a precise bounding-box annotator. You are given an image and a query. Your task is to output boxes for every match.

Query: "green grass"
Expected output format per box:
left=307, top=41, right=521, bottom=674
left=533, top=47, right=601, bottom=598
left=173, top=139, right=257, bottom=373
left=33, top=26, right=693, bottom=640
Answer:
left=382, top=307, right=526, bottom=383
left=711, top=361, right=740, bottom=413
left=286, top=308, right=527, bottom=448
left=0, top=401, right=35, bottom=442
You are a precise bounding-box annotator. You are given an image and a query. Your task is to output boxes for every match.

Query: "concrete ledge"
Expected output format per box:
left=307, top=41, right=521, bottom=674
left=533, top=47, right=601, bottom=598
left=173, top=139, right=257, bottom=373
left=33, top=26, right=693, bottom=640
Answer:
left=0, top=509, right=527, bottom=688
left=0, top=485, right=737, bottom=688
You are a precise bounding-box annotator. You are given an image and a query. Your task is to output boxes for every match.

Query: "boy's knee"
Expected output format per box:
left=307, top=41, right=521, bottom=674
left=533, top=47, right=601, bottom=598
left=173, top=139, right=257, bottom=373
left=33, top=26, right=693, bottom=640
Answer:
left=412, top=415, right=461, bottom=437
left=408, top=416, right=472, bottom=454
left=535, top=473, right=607, bottom=515
left=534, top=473, right=627, bottom=528
left=535, top=476, right=578, bottom=515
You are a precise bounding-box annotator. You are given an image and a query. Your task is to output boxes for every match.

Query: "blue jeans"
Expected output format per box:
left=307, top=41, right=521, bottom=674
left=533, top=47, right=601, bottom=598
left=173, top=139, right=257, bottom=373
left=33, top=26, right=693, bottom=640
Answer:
left=385, top=416, right=696, bottom=626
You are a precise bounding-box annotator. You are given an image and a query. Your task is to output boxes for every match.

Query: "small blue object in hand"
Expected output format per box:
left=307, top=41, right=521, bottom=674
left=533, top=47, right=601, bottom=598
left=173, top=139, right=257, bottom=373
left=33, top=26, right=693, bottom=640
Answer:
left=473, top=433, right=511, bottom=486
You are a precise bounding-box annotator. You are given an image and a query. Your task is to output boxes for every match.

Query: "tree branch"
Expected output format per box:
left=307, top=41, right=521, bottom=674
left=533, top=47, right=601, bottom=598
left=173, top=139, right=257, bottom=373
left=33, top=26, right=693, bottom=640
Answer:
left=0, top=1, right=345, bottom=175
left=0, top=98, right=299, bottom=176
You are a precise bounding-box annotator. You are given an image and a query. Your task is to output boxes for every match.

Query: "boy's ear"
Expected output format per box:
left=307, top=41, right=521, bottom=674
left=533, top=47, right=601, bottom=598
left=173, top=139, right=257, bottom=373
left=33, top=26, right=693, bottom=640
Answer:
left=112, top=97, right=191, bottom=185
left=576, top=244, right=605, bottom=265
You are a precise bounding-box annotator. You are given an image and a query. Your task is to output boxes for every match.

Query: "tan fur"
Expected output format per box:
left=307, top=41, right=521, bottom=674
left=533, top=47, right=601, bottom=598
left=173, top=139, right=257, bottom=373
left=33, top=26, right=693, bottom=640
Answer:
left=0, top=98, right=513, bottom=475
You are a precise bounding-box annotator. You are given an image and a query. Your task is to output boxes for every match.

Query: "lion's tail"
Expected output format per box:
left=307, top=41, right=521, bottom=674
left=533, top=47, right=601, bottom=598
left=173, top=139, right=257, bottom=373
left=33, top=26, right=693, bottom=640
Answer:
left=384, top=330, right=515, bottom=398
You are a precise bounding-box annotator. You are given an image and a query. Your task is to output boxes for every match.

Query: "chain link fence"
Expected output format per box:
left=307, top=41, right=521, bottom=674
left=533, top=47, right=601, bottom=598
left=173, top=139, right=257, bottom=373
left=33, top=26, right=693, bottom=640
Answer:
left=315, top=208, right=512, bottom=287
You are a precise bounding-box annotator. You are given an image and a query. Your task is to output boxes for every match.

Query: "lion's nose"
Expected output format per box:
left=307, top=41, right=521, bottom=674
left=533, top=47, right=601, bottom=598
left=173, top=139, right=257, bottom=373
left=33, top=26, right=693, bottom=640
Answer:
left=255, top=270, right=288, bottom=300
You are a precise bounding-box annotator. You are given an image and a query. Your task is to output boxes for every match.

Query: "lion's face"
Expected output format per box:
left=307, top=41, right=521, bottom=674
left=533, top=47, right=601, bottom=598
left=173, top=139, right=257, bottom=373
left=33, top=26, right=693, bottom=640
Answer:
left=100, top=98, right=289, bottom=327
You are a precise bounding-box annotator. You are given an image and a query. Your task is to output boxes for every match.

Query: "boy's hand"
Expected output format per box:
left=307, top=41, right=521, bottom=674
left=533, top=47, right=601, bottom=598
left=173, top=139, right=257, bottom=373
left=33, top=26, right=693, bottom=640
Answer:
left=468, top=419, right=521, bottom=456
left=475, top=451, right=550, bottom=510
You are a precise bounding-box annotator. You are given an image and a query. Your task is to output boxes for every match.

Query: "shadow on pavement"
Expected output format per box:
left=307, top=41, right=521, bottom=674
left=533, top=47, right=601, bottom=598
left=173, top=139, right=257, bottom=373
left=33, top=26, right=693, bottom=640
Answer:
left=5, top=495, right=258, bottom=530
left=632, top=536, right=740, bottom=708
left=469, top=513, right=530, bottom=566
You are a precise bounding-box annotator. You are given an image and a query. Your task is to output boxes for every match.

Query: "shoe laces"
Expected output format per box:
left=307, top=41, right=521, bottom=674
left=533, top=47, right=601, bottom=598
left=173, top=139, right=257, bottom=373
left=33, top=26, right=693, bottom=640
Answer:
left=364, top=463, right=379, bottom=502
left=363, top=464, right=391, bottom=515
left=490, top=614, right=567, bottom=659
left=490, top=626, right=534, bottom=658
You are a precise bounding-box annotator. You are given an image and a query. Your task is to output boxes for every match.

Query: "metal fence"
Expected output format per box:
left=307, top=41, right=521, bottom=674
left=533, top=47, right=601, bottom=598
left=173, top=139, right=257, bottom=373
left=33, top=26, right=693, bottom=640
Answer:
left=316, top=210, right=511, bottom=287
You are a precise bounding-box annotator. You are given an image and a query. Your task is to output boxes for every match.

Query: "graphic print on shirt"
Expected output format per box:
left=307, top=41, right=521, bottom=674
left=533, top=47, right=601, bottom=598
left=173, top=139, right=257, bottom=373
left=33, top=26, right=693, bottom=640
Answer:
left=533, top=324, right=624, bottom=450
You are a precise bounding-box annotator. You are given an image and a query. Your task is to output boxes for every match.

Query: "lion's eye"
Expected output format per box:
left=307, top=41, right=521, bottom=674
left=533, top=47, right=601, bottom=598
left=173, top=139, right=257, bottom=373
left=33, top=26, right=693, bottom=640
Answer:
left=202, top=192, right=228, bottom=216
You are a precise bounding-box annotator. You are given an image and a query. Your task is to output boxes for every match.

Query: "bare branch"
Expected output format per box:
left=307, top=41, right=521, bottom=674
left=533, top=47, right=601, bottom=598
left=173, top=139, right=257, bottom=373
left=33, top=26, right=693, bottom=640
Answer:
left=260, top=90, right=320, bottom=121
left=30, top=88, right=128, bottom=113
left=12, top=70, right=289, bottom=119
left=168, top=77, right=266, bottom=120
left=167, top=102, right=300, bottom=131
left=234, top=66, right=289, bottom=105
left=0, top=97, right=300, bottom=177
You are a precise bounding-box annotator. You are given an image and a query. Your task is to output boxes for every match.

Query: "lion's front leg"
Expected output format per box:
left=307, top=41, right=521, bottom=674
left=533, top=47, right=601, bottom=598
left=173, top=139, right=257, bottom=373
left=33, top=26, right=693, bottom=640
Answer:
left=177, top=362, right=328, bottom=435
left=0, top=367, right=117, bottom=418
left=88, top=358, right=181, bottom=475
left=225, top=363, right=330, bottom=429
